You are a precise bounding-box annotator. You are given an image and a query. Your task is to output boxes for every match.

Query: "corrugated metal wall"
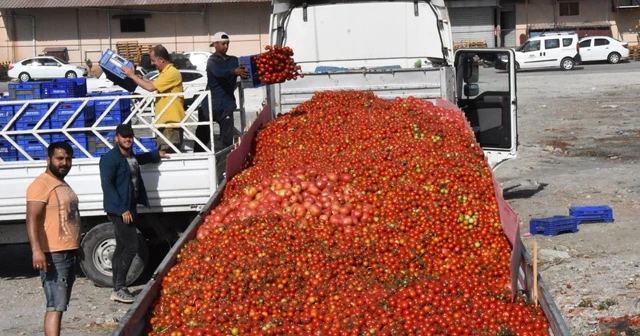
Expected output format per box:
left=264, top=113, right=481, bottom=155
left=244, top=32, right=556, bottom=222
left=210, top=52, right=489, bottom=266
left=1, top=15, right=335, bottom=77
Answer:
left=449, top=7, right=495, bottom=47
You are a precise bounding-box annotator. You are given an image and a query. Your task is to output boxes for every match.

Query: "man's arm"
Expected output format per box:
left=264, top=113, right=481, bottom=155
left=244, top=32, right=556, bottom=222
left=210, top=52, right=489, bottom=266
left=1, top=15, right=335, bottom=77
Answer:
left=135, top=149, right=166, bottom=165
left=99, top=156, right=128, bottom=215
left=26, top=201, right=47, bottom=272
left=208, top=56, right=248, bottom=79
left=122, top=66, right=157, bottom=92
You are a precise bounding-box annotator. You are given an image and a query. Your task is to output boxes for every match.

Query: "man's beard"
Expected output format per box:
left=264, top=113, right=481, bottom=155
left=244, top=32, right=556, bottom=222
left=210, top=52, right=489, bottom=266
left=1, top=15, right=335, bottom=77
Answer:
left=49, top=162, right=69, bottom=179
left=117, top=141, right=132, bottom=152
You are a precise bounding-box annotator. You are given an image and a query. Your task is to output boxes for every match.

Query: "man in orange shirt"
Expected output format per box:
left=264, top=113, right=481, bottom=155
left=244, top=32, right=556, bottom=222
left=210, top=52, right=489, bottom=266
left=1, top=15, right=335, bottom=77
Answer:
left=26, top=142, right=82, bottom=336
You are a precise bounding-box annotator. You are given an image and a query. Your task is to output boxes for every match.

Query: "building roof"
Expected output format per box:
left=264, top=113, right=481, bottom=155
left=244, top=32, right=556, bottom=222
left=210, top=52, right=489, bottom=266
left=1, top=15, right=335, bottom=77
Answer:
left=0, top=0, right=269, bottom=8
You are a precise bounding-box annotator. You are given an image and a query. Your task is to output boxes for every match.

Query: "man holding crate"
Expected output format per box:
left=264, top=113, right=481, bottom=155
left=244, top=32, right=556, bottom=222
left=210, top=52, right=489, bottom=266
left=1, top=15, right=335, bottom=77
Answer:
left=122, top=45, right=185, bottom=153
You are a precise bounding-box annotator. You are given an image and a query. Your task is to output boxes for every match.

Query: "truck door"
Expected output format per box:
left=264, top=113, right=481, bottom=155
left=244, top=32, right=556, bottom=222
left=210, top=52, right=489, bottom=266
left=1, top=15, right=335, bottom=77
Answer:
left=455, top=49, right=517, bottom=169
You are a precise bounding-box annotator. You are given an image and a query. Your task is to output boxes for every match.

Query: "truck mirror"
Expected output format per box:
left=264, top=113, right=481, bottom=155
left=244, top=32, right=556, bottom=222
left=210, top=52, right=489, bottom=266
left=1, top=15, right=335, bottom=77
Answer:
left=464, top=83, right=479, bottom=97
left=463, top=55, right=479, bottom=84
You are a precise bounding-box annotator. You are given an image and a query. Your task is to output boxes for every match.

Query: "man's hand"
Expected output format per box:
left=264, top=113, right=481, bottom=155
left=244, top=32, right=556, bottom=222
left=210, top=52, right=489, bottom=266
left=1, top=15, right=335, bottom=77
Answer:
left=158, top=150, right=170, bottom=159
left=122, top=210, right=134, bottom=224
left=121, top=65, right=135, bottom=79
left=32, top=249, right=47, bottom=273
left=235, top=65, right=250, bottom=79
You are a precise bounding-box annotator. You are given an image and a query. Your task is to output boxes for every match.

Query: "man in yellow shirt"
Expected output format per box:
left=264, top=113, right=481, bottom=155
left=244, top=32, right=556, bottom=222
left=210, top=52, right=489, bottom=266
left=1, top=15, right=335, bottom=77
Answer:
left=122, top=45, right=185, bottom=153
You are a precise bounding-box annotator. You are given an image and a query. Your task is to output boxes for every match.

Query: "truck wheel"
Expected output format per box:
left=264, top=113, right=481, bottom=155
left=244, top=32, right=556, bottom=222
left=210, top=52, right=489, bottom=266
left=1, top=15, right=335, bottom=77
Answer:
left=79, top=223, right=149, bottom=287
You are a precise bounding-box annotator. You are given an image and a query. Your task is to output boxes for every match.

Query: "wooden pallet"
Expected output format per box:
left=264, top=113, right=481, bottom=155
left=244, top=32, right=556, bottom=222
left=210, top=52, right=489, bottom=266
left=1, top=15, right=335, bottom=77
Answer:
left=630, top=45, right=640, bottom=61
left=116, top=41, right=141, bottom=63
left=453, top=40, right=488, bottom=51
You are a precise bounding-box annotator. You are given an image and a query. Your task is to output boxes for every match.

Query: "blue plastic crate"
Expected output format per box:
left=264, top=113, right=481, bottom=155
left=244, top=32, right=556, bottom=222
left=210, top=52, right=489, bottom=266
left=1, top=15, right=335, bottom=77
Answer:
left=133, top=137, right=157, bottom=154
left=92, top=146, right=111, bottom=156
left=239, top=54, right=267, bottom=88
left=42, top=78, right=89, bottom=99
left=50, top=102, right=95, bottom=128
left=51, top=133, right=90, bottom=158
left=569, top=205, right=614, bottom=224
left=16, top=134, right=52, bottom=161
left=14, top=103, right=51, bottom=124
left=99, top=49, right=134, bottom=80
left=0, top=139, right=17, bottom=161
left=0, top=104, right=15, bottom=129
left=530, top=216, right=578, bottom=236
left=8, top=82, right=45, bottom=100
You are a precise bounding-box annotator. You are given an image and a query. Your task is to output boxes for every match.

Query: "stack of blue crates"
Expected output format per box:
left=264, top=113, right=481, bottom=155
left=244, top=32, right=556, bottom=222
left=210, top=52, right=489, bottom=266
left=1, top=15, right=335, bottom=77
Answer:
left=529, top=216, right=578, bottom=236
left=88, top=91, right=131, bottom=127
left=4, top=78, right=91, bottom=161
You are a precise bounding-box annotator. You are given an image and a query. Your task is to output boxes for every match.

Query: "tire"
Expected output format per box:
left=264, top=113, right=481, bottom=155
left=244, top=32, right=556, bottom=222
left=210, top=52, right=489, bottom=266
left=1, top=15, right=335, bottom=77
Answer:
left=65, top=71, right=78, bottom=78
left=18, top=72, right=31, bottom=82
left=607, top=52, right=621, bottom=64
left=561, top=57, right=575, bottom=70
left=79, top=222, right=149, bottom=288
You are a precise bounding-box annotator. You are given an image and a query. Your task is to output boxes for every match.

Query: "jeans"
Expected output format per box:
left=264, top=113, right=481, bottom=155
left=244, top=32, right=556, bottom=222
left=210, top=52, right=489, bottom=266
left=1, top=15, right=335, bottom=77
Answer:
left=108, top=213, right=138, bottom=291
left=40, top=251, right=77, bottom=312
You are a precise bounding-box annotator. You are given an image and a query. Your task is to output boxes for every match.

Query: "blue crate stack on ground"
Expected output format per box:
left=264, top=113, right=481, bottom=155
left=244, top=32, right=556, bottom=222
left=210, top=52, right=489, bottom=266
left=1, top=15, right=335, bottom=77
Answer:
left=15, top=103, right=52, bottom=130
left=8, top=82, right=45, bottom=100
left=41, top=78, right=88, bottom=99
left=99, top=49, right=134, bottom=80
left=530, top=216, right=578, bottom=236
left=570, top=205, right=614, bottom=224
left=50, top=101, right=96, bottom=129
left=88, top=92, right=131, bottom=126
left=133, top=137, right=157, bottom=154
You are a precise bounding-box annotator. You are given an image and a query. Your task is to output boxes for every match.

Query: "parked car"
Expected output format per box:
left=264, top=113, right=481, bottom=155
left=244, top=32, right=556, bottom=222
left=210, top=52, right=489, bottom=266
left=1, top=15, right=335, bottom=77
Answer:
left=498, top=32, right=581, bottom=71
left=183, top=51, right=212, bottom=71
left=8, top=56, right=88, bottom=82
left=579, top=36, right=629, bottom=64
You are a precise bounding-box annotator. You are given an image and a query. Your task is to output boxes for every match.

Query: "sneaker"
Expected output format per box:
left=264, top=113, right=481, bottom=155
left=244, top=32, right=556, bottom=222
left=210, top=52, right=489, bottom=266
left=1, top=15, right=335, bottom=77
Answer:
left=110, top=289, right=135, bottom=304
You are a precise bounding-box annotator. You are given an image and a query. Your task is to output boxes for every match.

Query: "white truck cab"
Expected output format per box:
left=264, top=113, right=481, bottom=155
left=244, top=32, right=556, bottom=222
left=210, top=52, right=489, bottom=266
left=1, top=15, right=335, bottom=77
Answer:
left=267, top=0, right=518, bottom=169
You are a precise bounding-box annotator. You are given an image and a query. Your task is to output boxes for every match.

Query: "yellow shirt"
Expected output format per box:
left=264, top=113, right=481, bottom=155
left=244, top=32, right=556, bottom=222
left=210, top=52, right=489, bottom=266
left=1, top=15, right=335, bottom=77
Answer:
left=154, top=63, right=185, bottom=127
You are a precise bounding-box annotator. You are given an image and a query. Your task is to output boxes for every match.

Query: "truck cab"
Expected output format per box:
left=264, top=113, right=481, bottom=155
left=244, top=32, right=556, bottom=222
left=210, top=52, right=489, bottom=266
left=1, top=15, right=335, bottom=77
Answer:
left=267, top=0, right=518, bottom=169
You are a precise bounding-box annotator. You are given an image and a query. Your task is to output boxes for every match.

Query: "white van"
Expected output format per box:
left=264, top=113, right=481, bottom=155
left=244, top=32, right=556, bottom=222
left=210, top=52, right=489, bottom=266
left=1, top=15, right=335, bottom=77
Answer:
left=512, top=32, right=581, bottom=71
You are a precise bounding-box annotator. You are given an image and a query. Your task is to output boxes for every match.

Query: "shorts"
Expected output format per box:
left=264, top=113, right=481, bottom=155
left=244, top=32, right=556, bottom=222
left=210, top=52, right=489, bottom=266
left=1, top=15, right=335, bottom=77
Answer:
left=40, top=251, right=77, bottom=312
left=157, top=127, right=183, bottom=153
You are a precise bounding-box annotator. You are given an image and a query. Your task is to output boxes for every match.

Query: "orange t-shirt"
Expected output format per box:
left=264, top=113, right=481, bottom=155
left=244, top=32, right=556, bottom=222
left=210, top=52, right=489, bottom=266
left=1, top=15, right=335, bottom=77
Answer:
left=26, top=173, right=81, bottom=252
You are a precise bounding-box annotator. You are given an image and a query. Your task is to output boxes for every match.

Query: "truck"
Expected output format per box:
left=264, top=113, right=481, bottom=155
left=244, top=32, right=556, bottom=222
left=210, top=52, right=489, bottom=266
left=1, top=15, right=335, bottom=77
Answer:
left=0, top=89, right=240, bottom=287
left=114, top=1, right=570, bottom=335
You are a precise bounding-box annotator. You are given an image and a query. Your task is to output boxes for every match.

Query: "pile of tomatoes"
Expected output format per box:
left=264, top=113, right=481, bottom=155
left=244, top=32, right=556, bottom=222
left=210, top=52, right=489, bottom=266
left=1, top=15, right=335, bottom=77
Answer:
left=147, top=91, right=550, bottom=335
left=254, top=45, right=303, bottom=84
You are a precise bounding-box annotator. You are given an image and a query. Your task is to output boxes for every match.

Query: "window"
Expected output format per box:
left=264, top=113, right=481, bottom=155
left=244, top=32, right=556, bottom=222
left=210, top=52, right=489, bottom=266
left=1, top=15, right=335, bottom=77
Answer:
left=41, top=58, right=59, bottom=66
left=559, top=2, right=579, bottom=16
left=579, top=40, right=591, bottom=48
left=563, top=38, right=573, bottom=47
left=22, top=59, right=40, bottom=66
left=120, top=18, right=145, bottom=33
left=524, top=40, right=541, bottom=52
left=545, top=39, right=560, bottom=50
left=594, top=38, right=610, bottom=46
left=180, top=72, right=203, bottom=82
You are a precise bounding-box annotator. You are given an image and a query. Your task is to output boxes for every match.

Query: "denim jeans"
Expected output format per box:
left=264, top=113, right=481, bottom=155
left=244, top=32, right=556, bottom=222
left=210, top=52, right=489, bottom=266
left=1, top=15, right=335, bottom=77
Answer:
left=40, top=251, right=77, bottom=312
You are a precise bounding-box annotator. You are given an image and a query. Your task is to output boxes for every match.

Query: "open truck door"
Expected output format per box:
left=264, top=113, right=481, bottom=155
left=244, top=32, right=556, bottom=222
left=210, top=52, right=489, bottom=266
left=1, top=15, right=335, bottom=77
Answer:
left=455, top=49, right=517, bottom=169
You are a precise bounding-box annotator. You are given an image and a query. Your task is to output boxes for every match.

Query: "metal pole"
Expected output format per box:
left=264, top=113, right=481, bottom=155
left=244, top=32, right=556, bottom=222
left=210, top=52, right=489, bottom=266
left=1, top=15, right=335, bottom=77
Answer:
left=237, top=82, right=246, bottom=136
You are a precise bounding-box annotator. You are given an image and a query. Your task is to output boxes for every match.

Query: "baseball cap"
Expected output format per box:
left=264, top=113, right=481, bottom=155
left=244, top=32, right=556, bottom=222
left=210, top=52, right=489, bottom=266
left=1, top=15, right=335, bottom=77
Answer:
left=210, top=32, right=230, bottom=46
left=115, top=123, right=135, bottom=137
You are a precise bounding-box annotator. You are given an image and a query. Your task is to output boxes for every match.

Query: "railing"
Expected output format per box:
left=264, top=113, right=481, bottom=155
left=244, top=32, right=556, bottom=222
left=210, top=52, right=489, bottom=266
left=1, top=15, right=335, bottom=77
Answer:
left=0, top=90, right=218, bottom=162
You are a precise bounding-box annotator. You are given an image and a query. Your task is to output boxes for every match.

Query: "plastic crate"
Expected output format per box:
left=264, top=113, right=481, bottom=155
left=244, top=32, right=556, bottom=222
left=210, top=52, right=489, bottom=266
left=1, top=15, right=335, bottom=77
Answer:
left=239, top=54, right=267, bottom=88
left=50, top=102, right=96, bottom=128
left=133, top=137, right=157, bottom=154
left=51, top=133, right=90, bottom=158
left=15, top=103, right=51, bottom=124
left=530, top=216, right=578, bottom=236
left=8, top=82, right=45, bottom=100
left=569, top=205, right=614, bottom=224
left=0, top=139, right=17, bottom=161
left=16, top=134, right=52, bottom=161
left=0, top=103, right=14, bottom=129
left=99, top=49, right=134, bottom=80
left=41, top=78, right=89, bottom=99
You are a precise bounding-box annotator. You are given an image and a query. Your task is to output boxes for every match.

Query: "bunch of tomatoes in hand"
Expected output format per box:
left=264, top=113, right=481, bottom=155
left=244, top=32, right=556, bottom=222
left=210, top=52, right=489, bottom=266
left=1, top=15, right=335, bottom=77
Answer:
left=254, top=45, right=303, bottom=84
left=147, top=91, right=551, bottom=336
